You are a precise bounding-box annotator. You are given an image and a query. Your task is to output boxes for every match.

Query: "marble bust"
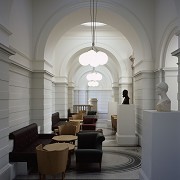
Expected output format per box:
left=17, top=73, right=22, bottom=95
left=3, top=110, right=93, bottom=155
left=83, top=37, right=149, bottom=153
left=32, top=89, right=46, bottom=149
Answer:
left=156, top=82, right=171, bottom=112
left=122, top=89, right=130, bottom=104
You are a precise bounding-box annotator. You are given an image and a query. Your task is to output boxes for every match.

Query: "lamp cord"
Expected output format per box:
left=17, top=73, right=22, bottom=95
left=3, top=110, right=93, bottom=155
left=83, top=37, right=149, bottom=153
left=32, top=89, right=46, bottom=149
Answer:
left=90, top=0, right=98, bottom=49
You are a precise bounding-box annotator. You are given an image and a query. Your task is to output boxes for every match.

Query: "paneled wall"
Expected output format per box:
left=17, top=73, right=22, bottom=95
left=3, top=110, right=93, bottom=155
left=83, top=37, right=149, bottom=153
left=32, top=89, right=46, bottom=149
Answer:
left=9, top=64, right=31, bottom=132
left=52, top=82, right=55, bottom=113
left=0, top=45, right=15, bottom=180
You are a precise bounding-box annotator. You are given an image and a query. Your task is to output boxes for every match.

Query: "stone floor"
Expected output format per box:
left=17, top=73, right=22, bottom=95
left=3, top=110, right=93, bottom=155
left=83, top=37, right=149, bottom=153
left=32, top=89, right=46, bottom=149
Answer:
left=15, top=119, right=141, bottom=180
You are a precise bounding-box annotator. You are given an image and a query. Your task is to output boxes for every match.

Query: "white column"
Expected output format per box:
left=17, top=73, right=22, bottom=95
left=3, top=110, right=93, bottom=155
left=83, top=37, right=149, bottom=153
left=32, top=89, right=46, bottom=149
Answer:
left=0, top=44, right=15, bottom=180
left=68, top=83, right=74, bottom=112
left=112, top=83, right=119, bottom=103
left=31, top=72, right=53, bottom=133
left=172, top=48, right=180, bottom=110
left=134, top=71, right=155, bottom=145
left=55, top=82, right=68, bottom=117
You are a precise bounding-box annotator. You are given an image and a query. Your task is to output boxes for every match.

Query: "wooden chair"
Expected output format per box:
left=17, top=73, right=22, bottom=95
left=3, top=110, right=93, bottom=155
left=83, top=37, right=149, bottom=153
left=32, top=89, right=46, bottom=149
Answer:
left=36, top=144, right=69, bottom=180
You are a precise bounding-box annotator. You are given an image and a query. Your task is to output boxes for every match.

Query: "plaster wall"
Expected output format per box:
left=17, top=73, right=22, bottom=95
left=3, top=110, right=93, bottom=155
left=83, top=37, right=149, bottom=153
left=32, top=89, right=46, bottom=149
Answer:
left=9, top=0, right=32, bottom=65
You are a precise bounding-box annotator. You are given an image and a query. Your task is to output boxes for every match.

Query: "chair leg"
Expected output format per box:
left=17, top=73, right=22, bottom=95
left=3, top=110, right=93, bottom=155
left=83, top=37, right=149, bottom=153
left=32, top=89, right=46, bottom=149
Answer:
left=62, top=172, right=65, bottom=180
left=39, top=174, right=46, bottom=180
left=99, top=163, right=101, bottom=171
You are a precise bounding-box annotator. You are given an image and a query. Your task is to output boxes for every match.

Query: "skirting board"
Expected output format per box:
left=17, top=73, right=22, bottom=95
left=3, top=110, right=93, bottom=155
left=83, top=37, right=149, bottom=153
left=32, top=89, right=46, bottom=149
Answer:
left=116, top=134, right=138, bottom=146
left=0, top=164, right=13, bottom=180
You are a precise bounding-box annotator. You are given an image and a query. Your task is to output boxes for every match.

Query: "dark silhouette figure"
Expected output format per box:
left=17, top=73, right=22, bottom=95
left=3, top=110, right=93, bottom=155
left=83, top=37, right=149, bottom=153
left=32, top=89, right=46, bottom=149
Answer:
left=122, top=90, right=130, bottom=104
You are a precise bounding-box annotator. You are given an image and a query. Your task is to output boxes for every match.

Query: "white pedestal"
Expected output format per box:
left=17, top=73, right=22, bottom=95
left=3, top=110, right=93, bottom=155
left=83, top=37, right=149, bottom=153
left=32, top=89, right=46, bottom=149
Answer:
left=116, top=104, right=137, bottom=146
left=139, top=110, right=180, bottom=180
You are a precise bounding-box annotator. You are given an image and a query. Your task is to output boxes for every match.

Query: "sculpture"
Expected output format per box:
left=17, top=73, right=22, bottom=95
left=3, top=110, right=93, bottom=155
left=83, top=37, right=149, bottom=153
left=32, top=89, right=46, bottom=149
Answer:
left=156, top=82, right=171, bottom=112
left=122, top=89, right=130, bottom=104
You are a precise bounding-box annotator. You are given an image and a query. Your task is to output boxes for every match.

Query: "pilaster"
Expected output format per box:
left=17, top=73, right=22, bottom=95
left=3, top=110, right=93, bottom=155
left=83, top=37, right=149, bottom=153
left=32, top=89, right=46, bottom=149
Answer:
left=31, top=71, right=53, bottom=133
left=0, top=44, right=15, bottom=180
left=55, top=82, right=68, bottom=118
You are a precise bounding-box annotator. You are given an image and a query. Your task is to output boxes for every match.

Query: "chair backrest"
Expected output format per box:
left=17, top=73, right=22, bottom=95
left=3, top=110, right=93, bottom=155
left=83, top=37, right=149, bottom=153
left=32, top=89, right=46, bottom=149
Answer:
left=77, top=132, right=105, bottom=149
left=72, top=113, right=83, bottom=120
left=52, top=112, right=60, bottom=125
left=58, top=123, right=77, bottom=135
left=69, top=121, right=80, bottom=133
left=36, top=144, right=69, bottom=175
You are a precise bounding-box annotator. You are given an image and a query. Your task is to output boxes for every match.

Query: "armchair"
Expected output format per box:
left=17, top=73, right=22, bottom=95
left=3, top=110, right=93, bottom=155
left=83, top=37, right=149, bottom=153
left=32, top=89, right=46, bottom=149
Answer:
left=81, top=117, right=96, bottom=130
left=36, top=144, right=69, bottom=180
left=75, top=131, right=105, bottom=171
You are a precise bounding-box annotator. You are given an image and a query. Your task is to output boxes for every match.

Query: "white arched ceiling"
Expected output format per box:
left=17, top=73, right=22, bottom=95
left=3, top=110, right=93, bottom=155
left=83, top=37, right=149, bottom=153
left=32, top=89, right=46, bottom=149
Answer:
left=35, top=1, right=152, bottom=73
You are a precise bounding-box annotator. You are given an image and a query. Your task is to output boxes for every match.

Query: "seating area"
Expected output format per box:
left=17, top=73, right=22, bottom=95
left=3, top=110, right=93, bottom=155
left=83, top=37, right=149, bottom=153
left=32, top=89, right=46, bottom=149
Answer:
left=9, top=111, right=105, bottom=178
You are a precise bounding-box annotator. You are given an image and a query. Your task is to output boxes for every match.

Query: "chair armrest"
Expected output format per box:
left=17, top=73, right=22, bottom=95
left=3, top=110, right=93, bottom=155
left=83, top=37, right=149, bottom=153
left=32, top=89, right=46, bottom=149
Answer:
left=60, top=118, right=69, bottom=121
left=38, top=133, right=54, bottom=139
left=54, top=129, right=59, bottom=135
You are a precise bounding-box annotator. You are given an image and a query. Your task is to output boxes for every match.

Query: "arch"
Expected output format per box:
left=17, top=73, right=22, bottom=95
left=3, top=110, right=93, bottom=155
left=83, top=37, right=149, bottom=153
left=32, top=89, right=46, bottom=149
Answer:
left=34, top=1, right=152, bottom=72
left=158, top=19, right=179, bottom=69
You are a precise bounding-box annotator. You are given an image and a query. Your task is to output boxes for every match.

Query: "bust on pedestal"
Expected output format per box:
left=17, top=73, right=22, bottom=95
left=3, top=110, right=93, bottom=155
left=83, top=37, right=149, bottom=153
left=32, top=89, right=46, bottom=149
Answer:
left=116, top=90, right=137, bottom=146
left=139, top=82, right=180, bottom=180
left=156, top=82, right=171, bottom=112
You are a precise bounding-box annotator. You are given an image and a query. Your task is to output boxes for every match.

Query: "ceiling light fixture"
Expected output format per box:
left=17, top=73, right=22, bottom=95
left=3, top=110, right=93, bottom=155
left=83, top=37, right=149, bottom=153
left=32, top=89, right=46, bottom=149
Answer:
left=88, top=81, right=99, bottom=87
left=86, top=68, right=102, bottom=81
left=79, top=0, right=108, bottom=67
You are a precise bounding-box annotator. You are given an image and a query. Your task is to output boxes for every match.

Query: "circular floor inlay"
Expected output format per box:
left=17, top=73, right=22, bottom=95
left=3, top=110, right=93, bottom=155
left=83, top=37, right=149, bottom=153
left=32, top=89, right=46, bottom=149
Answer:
left=101, top=149, right=141, bottom=173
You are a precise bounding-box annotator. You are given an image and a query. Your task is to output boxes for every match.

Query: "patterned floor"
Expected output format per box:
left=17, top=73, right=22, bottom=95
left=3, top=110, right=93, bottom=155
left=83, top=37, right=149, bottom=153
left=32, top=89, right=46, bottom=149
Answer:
left=15, top=119, right=141, bottom=180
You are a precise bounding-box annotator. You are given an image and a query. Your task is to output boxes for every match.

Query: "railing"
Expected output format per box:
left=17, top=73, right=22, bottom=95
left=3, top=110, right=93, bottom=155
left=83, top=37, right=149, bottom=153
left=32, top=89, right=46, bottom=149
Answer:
left=73, top=104, right=92, bottom=113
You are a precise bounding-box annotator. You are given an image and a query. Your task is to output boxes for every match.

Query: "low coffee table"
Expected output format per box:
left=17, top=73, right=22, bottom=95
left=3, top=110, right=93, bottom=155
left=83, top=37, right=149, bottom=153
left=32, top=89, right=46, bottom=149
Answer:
left=43, top=142, right=75, bottom=151
left=43, top=143, right=75, bottom=169
left=52, top=135, right=77, bottom=143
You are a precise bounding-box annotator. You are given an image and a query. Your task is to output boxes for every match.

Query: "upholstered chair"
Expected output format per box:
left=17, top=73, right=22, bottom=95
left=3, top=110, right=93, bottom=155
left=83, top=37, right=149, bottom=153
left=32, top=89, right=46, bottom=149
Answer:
left=58, top=123, right=77, bottom=136
left=36, top=144, right=69, bottom=180
left=81, top=117, right=96, bottom=130
left=72, top=113, right=83, bottom=120
left=69, top=120, right=81, bottom=133
left=75, top=131, right=105, bottom=171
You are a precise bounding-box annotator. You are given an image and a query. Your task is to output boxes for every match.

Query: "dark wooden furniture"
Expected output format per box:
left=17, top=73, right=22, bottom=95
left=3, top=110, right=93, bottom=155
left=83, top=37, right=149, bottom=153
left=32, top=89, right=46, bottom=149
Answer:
left=51, top=112, right=68, bottom=131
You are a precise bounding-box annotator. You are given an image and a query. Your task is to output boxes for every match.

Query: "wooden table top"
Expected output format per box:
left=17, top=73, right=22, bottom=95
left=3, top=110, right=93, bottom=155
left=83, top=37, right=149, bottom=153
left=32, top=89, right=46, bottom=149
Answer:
left=52, top=135, right=77, bottom=142
left=43, top=143, right=75, bottom=151
left=70, top=119, right=83, bottom=123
